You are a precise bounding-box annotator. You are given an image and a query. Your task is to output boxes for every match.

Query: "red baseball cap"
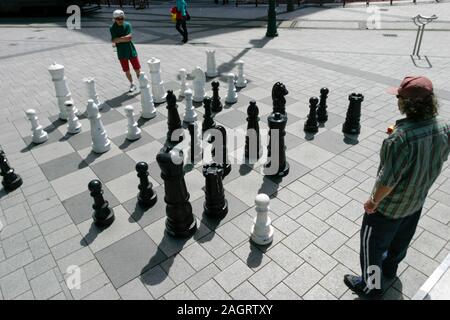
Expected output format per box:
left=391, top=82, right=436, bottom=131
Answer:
left=387, top=76, right=433, bottom=99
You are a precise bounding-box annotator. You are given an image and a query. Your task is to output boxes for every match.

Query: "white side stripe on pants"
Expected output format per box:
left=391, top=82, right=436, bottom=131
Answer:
left=363, top=226, right=373, bottom=293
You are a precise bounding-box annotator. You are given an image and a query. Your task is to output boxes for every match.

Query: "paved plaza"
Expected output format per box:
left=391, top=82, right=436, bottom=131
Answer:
left=0, top=0, right=449, bottom=300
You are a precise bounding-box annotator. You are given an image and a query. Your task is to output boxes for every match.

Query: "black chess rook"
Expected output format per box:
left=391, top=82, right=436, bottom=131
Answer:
left=89, top=180, right=115, bottom=227
left=271, top=82, right=289, bottom=114
left=166, top=90, right=184, bottom=147
left=211, top=81, right=223, bottom=113
left=136, top=161, right=157, bottom=208
left=202, top=163, right=228, bottom=218
left=304, top=96, right=319, bottom=133
left=245, top=100, right=262, bottom=161
left=0, top=149, right=23, bottom=192
left=264, top=112, right=290, bottom=177
left=317, top=87, right=329, bottom=123
left=343, top=93, right=364, bottom=135
left=157, top=148, right=197, bottom=238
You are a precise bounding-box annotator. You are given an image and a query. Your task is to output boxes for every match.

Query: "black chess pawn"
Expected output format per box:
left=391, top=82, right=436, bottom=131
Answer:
left=211, top=125, right=231, bottom=178
left=166, top=90, right=184, bottom=147
left=342, top=93, right=364, bottom=135
left=157, top=148, right=197, bottom=238
left=244, top=101, right=262, bottom=161
left=264, top=112, right=290, bottom=177
left=136, top=162, right=157, bottom=208
left=0, top=149, right=22, bottom=192
left=187, top=122, right=202, bottom=165
left=89, top=180, right=115, bottom=227
left=304, top=97, right=319, bottom=134
left=202, top=163, right=228, bottom=218
left=211, top=81, right=223, bottom=113
left=271, top=82, right=289, bottom=114
left=202, top=97, right=216, bottom=135
left=317, top=87, right=329, bottom=123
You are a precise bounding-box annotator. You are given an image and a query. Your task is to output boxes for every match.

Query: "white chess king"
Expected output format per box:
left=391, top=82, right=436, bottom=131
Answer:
left=25, top=109, right=48, bottom=144
left=250, top=193, right=274, bottom=245
left=147, top=57, right=167, bottom=104
left=48, top=62, right=78, bottom=120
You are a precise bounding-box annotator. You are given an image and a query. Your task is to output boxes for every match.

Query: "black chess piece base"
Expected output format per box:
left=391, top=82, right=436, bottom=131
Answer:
left=165, top=217, right=197, bottom=238
left=304, top=124, right=319, bottom=134
left=204, top=199, right=228, bottom=218
left=2, top=173, right=23, bottom=192
left=92, top=205, right=115, bottom=227
left=264, top=161, right=290, bottom=177
left=342, top=124, right=361, bottom=135
left=138, top=192, right=157, bottom=209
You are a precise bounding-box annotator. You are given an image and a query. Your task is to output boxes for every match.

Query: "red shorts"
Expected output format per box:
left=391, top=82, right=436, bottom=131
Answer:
left=119, top=56, right=141, bottom=72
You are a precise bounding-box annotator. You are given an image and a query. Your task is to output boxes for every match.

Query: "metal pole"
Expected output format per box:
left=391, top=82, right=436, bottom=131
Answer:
left=266, top=0, right=278, bottom=37
left=416, top=24, right=426, bottom=57
left=412, top=25, right=421, bottom=56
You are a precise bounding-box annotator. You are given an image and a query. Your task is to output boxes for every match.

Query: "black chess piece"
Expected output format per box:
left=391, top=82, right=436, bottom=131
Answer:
left=342, top=93, right=364, bottom=135
left=157, top=148, right=197, bottom=238
left=0, top=149, right=22, bottom=192
left=271, top=82, right=289, bottom=114
left=89, top=180, right=115, bottom=227
left=317, top=87, right=329, bottom=123
left=304, top=97, right=319, bottom=134
left=264, top=112, right=290, bottom=177
left=136, top=161, right=157, bottom=208
left=202, top=97, right=216, bottom=135
left=211, top=125, right=231, bottom=178
left=202, top=163, right=228, bottom=218
left=166, top=90, right=184, bottom=147
left=211, top=81, right=223, bottom=113
left=244, top=101, right=262, bottom=161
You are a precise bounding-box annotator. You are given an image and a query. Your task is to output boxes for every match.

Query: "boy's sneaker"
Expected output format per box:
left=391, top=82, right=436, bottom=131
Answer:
left=343, top=274, right=383, bottom=299
left=129, top=84, right=137, bottom=92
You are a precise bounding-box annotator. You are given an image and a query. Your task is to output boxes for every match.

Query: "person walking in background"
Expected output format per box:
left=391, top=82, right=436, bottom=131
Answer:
left=110, top=9, right=141, bottom=92
left=175, top=0, right=189, bottom=43
left=343, top=76, right=450, bottom=298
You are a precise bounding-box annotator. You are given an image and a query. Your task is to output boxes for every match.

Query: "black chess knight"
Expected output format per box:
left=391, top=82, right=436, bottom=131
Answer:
left=165, top=90, right=184, bottom=147
left=211, top=81, right=223, bottom=113
left=271, top=82, right=289, bottom=114
left=89, top=180, right=115, bottom=227
left=343, top=93, right=364, bottom=135
left=136, top=162, right=157, bottom=208
left=245, top=101, right=262, bottom=161
left=264, top=112, right=289, bottom=177
left=157, top=148, right=197, bottom=237
left=0, top=149, right=22, bottom=192
left=202, top=163, right=228, bottom=218
left=304, top=97, right=319, bottom=134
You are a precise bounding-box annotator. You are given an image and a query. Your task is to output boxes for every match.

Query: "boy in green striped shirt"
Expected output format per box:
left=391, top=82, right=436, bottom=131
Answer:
left=344, top=76, right=450, bottom=298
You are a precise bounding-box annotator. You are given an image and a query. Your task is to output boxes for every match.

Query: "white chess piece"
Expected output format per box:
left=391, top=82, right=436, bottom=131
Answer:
left=65, top=101, right=82, bottom=134
left=225, top=72, right=238, bottom=104
left=191, top=66, right=206, bottom=103
left=84, top=77, right=103, bottom=110
left=250, top=194, right=274, bottom=245
left=235, top=60, right=247, bottom=88
left=205, top=50, right=218, bottom=77
left=125, top=105, right=141, bottom=141
left=25, top=109, right=48, bottom=144
left=179, top=68, right=188, bottom=97
left=147, top=57, right=167, bottom=103
left=138, top=72, right=157, bottom=119
left=183, top=89, right=197, bottom=123
left=48, top=62, right=79, bottom=120
left=86, top=99, right=111, bottom=154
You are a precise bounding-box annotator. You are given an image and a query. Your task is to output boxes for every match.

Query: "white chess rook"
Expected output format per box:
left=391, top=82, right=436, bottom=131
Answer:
left=125, top=105, right=141, bottom=141
left=48, top=62, right=78, bottom=120
left=179, top=68, right=188, bottom=97
left=84, top=77, right=103, bottom=110
left=205, top=50, right=218, bottom=77
left=250, top=194, right=274, bottom=245
left=147, top=57, right=167, bottom=103
left=235, top=60, right=247, bottom=88
left=138, top=72, right=157, bottom=119
left=87, top=99, right=111, bottom=154
left=183, top=89, right=197, bottom=123
left=65, top=101, right=82, bottom=134
left=25, top=109, right=48, bottom=144
left=225, top=72, right=238, bottom=104
left=192, top=66, right=206, bottom=103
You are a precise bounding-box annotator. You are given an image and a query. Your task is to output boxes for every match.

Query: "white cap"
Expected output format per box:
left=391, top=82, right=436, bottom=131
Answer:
left=113, top=9, right=125, bottom=18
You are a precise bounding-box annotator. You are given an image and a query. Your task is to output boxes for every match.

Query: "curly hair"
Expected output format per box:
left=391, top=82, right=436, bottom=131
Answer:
left=398, top=94, right=439, bottom=120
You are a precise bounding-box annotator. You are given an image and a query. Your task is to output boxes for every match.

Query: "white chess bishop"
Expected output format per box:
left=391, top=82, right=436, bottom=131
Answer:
left=235, top=60, right=247, bottom=88
left=225, top=72, right=238, bottom=104
left=125, top=105, right=141, bottom=141
left=84, top=77, right=104, bottom=110
left=178, top=68, right=188, bottom=97
left=191, top=66, right=206, bottom=103
left=250, top=194, right=274, bottom=245
left=65, top=100, right=82, bottom=134
left=86, top=99, right=111, bottom=154
left=25, top=109, right=48, bottom=144
left=147, top=57, right=167, bottom=103
left=48, top=62, right=79, bottom=120
left=138, top=72, right=157, bottom=119
left=183, top=89, right=197, bottom=123
left=205, top=50, right=218, bottom=78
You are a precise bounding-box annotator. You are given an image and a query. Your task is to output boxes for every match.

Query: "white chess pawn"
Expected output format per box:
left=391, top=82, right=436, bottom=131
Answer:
left=191, top=66, right=206, bottom=103
left=65, top=100, right=82, bottom=134
left=147, top=57, right=167, bottom=103
left=225, top=72, right=238, bottom=104
left=48, top=62, right=78, bottom=120
left=235, top=60, right=247, bottom=88
left=86, top=99, right=111, bottom=154
left=84, top=77, right=103, bottom=110
left=250, top=194, right=274, bottom=246
left=25, top=109, right=48, bottom=144
left=125, top=105, right=141, bottom=141
left=179, top=68, right=188, bottom=97
left=205, top=50, right=218, bottom=78
left=183, top=89, right=197, bottom=123
left=138, top=72, right=157, bottom=119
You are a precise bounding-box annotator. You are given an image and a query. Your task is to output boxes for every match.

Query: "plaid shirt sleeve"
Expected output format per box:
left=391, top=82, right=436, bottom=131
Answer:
left=376, top=136, right=409, bottom=188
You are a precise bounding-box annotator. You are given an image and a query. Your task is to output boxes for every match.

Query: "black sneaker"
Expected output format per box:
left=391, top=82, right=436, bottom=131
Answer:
left=343, top=274, right=383, bottom=299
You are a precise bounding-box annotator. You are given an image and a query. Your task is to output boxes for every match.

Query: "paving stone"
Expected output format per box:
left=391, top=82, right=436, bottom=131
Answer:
left=286, top=143, right=335, bottom=169
left=412, top=231, right=446, bottom=259
left=214, top=260, right=254, bottom=293
left=164, top=283, right=198, bottom=300
left=199, top=233, right=232, bottom=259
left=248, top=261, right=288, bottom=294
left=298, top=173, right=327, bottom=191
left=303, top=284, right=336, bottom=300
left=161, top=254, right=196, bottom=285
left=276, top=188, right=304, bottom=207
left=0, top=249, right=34, bottom=279
left=0, top=268, right=30, bottom=300
left=3, top=203, right=28, bottom=224
left=118, top=278, right=154, bottom=300
left=282, top=227, right=317, bottom=254
left=214, top=251, right=239, bottom=271
left=70, top=272, right=111, bottom=300
left=180, top=242, right=215, bottom=272
left=426, top=202, right=450, bottom=225
left=141, top=265, right=176, bottom=299
left=272, top=215, right=299, bottom=236
left=296, top=212, right=330, bottom=236
left=2, top=233, right=28, bottom=258
left=0, top=217, right=33, bottom=240
left=39, top=152, right=86, bottom=181
left=30, top=269, right=62, bottom=300
left=309, top=199, right=340, bottom=221
left=194, top=279, right=231, bottom=300
left=285, top=201, right=312, bottom=220
left=230, top=281, right=266, bottom=300
left=338, top=200, right=364, bottom=222
left=266, top=282, right=301, bottom=300
left=266, top=243, right=304, bottom=273
left=286, top=180, right=316, bottom=199
left=84, top=283, right=120, bottom=300
left=393, top=266, right=428, bottom=299
left=215, top=221, right=249, bottom=248
left=185, top=263, right=221, bottom=291
left=314, top=227, right=349, bottom=254
left=14, top=290, right=35, bottom=300
left=23, top=225, right=41, bottom=242
left=45, top=224, right=80, bottom=248
left=39, top=214, right=72, bottom=236
left=233, top=241, right=271, bottom=271
left=284, top=263, right=323, bottom=297
left=50, top=166, right=98, bottom=201
left=403, top=247, right=440, bottom=277
left=319, top=263, right=353, bottom=298
left=326, top=213, right=360, bottom=237
left=25, top=254, right=57, bottom=280
left=33, top=203, right=66, bottom=225
left=57, top=247, right=95, bottom=275
left=332, top=245, right=361, bottom=274
left=300, top=244, right=338, bottom=275
left=51, top=234, right=87, bottom=260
